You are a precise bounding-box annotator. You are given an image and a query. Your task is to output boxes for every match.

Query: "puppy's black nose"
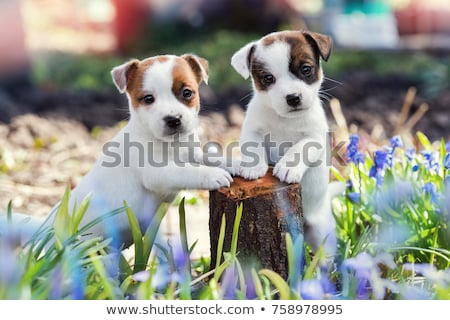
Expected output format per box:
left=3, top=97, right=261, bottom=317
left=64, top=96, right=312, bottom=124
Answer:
left=286, top=94, right=301, bottom=107
left=164, top=115, right=182, bottom=128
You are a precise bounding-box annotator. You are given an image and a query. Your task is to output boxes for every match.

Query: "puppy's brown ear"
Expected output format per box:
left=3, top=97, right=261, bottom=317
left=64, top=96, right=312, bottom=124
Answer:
left=231, top=41, right=257, bottom=79
left=111, top=59, right=139, bottom=93
left=182, top=54, right=209, bottom=85
left=302, top=31, right=332, bottom=62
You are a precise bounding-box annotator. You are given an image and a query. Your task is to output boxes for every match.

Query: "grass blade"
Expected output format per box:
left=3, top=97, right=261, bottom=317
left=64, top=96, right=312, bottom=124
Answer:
left=71, top=194, right=92, bottom=234
left=213, top=214, right=226, bottom=279
left=178, top=197, right=192, bottom=274
left=259, top=269, right=292, bottom=300
left=142, top=202, right=169, bottom=264
left=230, top=203, right=243, bottom=256
left=124, top=201, right=145, bottom=272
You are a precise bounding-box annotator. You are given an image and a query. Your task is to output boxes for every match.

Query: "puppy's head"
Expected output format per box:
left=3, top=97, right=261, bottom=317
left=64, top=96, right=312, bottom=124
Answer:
left=231, top=30, right=332, bottom=118
left=111, top=54, right=208, bottom=140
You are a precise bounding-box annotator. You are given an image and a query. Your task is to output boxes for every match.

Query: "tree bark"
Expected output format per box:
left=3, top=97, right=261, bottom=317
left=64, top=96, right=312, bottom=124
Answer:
left=209, top=168, right=303, bottom=279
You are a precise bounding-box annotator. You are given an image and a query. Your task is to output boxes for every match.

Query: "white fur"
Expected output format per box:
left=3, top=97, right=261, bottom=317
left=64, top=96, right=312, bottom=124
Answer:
left=232, top=33, right=343, bottom=259
left=1, top=55, right=232, bottom=248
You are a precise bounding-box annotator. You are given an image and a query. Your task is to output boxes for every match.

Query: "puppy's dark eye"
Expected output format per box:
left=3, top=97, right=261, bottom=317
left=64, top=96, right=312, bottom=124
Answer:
left=301, top=65, right=313, bottom=76
left=263, top=74, right=275, bottom=84
left=182, top=88, right=193, bottom=99
left=142, top=94, right=155, bottom=105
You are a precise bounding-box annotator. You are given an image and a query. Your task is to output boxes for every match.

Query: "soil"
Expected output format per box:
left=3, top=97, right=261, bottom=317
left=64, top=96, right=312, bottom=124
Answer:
left=0, top=71, right=449, bottom=215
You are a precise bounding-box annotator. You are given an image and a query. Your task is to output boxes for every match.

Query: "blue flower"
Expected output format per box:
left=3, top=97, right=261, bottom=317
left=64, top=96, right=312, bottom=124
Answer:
left=444, top=153, right=450, bottom=170
left=347, top=179, right=353, bottom=190
left=374, top=150, right=389, bottom=169
left=445, top=176, right=450, bottom=189
left=405, top=148, right=416, bottom=161
left=348, top=192, right=361, bottom=203
left=347, top=134, right=365, bottom=164
left=423, top=182, right=441, bottom=204
left=445, top=141, right=450, bottom=152
left=369, top=150, right=391, bottom=187
left=390, top=136, right=403, bottom=149
left=421, top=150, right=439, bottom=172
left=349, top=134, right=359, bottom=145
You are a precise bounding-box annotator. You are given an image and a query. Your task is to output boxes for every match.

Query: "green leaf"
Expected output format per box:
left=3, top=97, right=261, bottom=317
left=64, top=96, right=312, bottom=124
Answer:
left=178, top=197, right=191, bottom=274
left=230, top=203, right=243, bottom=257
left=77, top=206, right=125, bottom=236
left=251, top=268, right=265, bottom=300
left=259, top=269, right=292, bottom=300
left=6, top=200, right=12, bottom=224
left=142, top=202, right=169, bottom=266
left=416, top=131, right=432, bottom=150
left=125, top=201, right=145, bottom=272
left=71, top=193, right=92, bottom=234
left=53, top=186, right=72, bottom=249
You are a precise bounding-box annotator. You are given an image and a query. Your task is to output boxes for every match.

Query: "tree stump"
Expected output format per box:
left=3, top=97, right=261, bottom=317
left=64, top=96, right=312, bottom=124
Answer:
left=209, top=168, right=303, bottom=279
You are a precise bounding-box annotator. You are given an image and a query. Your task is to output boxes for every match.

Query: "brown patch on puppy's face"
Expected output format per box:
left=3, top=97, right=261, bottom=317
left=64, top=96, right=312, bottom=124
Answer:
left=248, top=31, right=332, bottom=92
left=250, top=58, right=275, bottom=92
left=125, top=56, right=169, bottom=109
left=171, top=57, right=202, bottom=111
left=111, top=54, right=210, bottom=140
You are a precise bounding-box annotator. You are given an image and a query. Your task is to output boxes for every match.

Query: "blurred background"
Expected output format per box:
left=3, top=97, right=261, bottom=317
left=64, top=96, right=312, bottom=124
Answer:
left=0, top=1, right=449, bottom=253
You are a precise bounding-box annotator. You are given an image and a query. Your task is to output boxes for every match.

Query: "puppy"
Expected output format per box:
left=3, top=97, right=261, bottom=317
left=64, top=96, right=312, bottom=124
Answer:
left=1, top=54, right=232, bottom=247
left=231, top=30, right=343, bottom=258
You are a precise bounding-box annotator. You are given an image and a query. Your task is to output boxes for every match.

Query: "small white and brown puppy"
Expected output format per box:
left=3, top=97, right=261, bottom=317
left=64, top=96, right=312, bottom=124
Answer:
left=1, top=54, right=232, bottom=247
left=231, top=30, right=343, bottom=258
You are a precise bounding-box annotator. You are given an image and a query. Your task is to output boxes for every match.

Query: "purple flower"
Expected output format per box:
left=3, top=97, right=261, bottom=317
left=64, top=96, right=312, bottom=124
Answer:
left=342, top=252, right=398, bottom=299
left=399, top=284, right=434, bottom=300
left=132, top=270, right=150, bottom=282
left=49, top=265, right=63, bottom=299
left=347, top=134, right=365, bottom=164
left=300, top=279, right=324, bottom=299
left=0, top=234, right=25, bottom=298
left=220, top=264, right=257, bottom=299
left=297, top=272, right=336, bottom=300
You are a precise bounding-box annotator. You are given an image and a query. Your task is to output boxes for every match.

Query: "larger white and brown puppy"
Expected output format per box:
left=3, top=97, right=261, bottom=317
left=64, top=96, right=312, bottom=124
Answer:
left=231, top=30, right=343, bottom=258
left=1, top=54, right=233, bottom=247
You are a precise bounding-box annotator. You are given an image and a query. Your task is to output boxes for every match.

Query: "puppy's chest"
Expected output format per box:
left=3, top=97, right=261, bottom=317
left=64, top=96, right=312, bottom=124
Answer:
left=265, top=130, right=302, bottom=163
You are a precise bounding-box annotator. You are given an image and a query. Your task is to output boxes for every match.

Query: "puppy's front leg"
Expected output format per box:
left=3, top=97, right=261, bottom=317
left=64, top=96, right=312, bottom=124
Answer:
left=143, top=163, right=233, bottom=193
left=239, top=131, right=268, bottom=180
left=189, top=132, right=241, bottom=176
left=274, top=137, right=325, bottom=184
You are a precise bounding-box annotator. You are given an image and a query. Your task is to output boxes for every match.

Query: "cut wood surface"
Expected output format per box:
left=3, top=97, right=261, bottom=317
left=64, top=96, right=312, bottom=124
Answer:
left=209, top=168, right=303, bottom=278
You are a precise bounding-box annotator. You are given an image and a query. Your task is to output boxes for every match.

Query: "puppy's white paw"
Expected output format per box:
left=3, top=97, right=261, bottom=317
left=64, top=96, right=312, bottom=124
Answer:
left=223, top=158, right=242, bottom=176
left=238, top=163, right=268, bottom=180
left=206, top=167, right=233, bottom=190
left=273, top=162, right=305, bottom=184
